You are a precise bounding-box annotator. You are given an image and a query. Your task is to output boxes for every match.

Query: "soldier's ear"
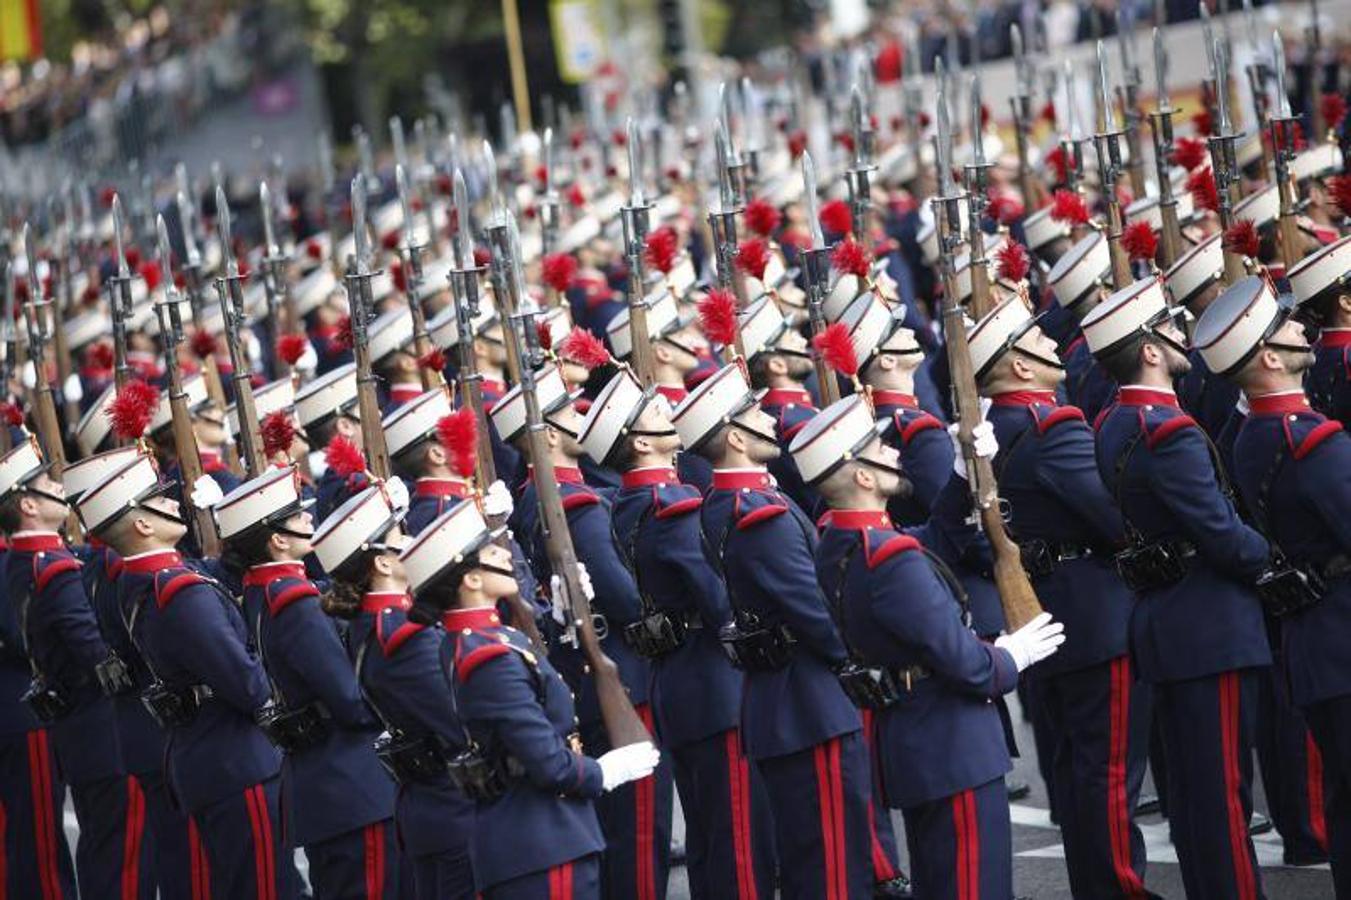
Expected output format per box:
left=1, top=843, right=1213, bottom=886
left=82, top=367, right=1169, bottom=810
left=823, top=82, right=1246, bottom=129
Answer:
left=1338, top=293, right=1351, bottom=316
left=426, top=443, right=447, bottom=466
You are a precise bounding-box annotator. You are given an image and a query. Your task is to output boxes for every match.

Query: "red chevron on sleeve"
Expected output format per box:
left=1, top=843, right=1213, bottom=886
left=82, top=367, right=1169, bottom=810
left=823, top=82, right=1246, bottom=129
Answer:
left=33, top=556, right=82, bottom=593
left=900, top=413, right=944, bottom=445
left=155, top=571, right=207, bottom=609
left=1294, top=420, right=1344, bottom=460
left=655, top=497, right=703, bottom=519
left=455, top=643, right=512, bottom=682
left=865, top=534, right=922, bottom=569
left=1145, top=415, right=1198, bottom=450
left=1035, top=406, right=1086, bottom=435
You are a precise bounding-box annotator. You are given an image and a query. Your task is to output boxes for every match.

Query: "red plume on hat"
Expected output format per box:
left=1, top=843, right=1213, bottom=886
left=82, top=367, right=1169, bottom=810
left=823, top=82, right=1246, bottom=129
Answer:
left=436, top=407, right=479, bottom=479
left=333, top=315, right=355, bottom=352
left=697, top=289, right=739, bottom=347
left=325, top=435, right=367, bottom=478
left=107, top=380, right=160, bottom=440
left=819, top=199, right=853, bottom=237
left=304, top=238, right=324, bottom=261
left=1222, top=219, right=1260, bottom=258
left=190, top=329, right=218, bottom=360
left=995, top=241, right=1031, bottom=283
left=542, top=253, right=578, bottom=292
left=138, top=261, right=162, bottom=292
left=1320, top=93, right=1348, bottom=132
left=644, top=227, right=679, bottom=275
left=745, top=198, right=782, bottom=237
left=1170, top=136, right=1209, bottom=171
left=566, top=183, right=587, bottom=208
left=261, top=411, right=297, bottom=459
left=472, top=246, right=492, bottom=268
left=536, top=320, right=555, bottom=352
left=418, top=347, right=447, bottom=373
left=812, top=323, right=859, bottom=378
left=1328, top=175, right=1351, bottom=217
left=558, top=326, right=611, bottom=370
left=88, top=341, right=116, bottom=371
left=736, top=238, right=771, bottom=280
left=1039, top=101, right=1056, bottom=125
left=1046, top=146, right=1073, bottom=185
left=0, top=402, right=24, bottom=428
left=1122, top=221, right=1159, bottom=263
left=1186, top=167, right=1220, bottom=213
left=1049, top=190, right=1090, bottom=226
left=787, top=130, right=808, bottom=160
left=277, top=334, right=309, bottom=366
left=987, top=192, right=1025, bottom=226
left=1191, top=108, right=1213, bottom=138
left=831, top=238, right=871, bottom=278
left=389, top=258, right=407, bottom=294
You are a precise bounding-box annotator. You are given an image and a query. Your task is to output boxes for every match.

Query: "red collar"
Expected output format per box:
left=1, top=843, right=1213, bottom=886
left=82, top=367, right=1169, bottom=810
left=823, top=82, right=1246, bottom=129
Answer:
left=526, top=465, right=585, bottom=485
left=822, top=509, right=891, bottom=530
left=1247, top=392, right=1311, bottom=416
left=711, top=469, right=773, bottom=491
left=122, top=550, right=183, bottom=574
left=243, top=561, right=308, bottom=588
left=10, top=533, right=64, bottom=553
left=1319, top=329, right=1351, bottom=349
left=442, top=607, right=502, bottom=631
left=362, top=592, right=412, bottom=614
left=761, top=387, right=814, bottom=408
left=621, top=467, right=678, bottom=488
left=990, top=390, right=1058, bottom=407
left=415, top=478, right=471, bottom=499
left=481, top=378, right=507, bottom=398
left=871, top=390, right=918, bottom=409
left=390, top=383, right=423, bottom=401
left=655, top=384, right=688, bottom=404
left=1117, top=387, right=1180, bottom=408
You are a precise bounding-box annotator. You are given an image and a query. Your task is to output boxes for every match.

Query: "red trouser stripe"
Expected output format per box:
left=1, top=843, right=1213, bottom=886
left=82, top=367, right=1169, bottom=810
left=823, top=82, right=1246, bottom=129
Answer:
left=243, top=785, right=277, bottom=900
left=547, top=861, right=573, bottom=900
left=363, top=822, right=385, bottom=900
left=860, top=709, right=897, bottom=882
left=635, top=704, right=656, bottom=900
left=813, top=743, right=842, bottom=900
left=723, top=730, right=758, bottom=900
left=188, top=817, right=210, bottom=900
left=1218, top=672, right=1257, bottom=900
left=28, top=730, right=58, bottom=900
left=1107, top=658, right=1148, bottom=897
left=121, top=775, right=146, bottom=900
left=952, top=790, right=971, bottom=900
left=1306, top=730, right=1328, bottom=851
left=829, top=739, right=848, bottom=898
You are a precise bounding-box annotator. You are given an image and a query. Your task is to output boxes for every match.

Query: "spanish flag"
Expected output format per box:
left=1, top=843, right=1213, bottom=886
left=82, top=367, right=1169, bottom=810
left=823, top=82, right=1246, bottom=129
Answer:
left=0, top=0, right=42, bottom=62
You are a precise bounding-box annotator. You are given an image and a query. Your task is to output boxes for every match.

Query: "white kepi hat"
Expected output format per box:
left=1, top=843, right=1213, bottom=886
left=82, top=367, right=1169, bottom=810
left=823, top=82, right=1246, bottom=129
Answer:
left=400, top=497, right=502, bottom=596
left=1193, top=276, right=1290, bottom=376
left=788, top=394, right=889, bottom=484
left=311, top=483, right=406, bottom=576
left=213, top=465, right=314, bottom=540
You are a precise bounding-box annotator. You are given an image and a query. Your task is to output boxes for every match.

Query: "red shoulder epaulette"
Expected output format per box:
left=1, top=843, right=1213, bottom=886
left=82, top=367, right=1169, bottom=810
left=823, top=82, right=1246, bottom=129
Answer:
left=376, top=610, right=425, bottom=657
left=454, top=637, right=513, bottom=683
left=265, top=579, right=321, bottom=615
left=1145, top=414, right=1198, bottom=450
left=1093, top=402, right=1117, bottom=433
left=562, top=490, right=600, bottom=512
left=1035, top=405, right=1087, bottom=435
left=733, top=492, right=788, bottom=530
left=655, top=495, right=702, bottom=519
left=865, top=534, right=922, bottom=569
left=1293, top=420, right=1344, bottom=460
left=33, top=553, right=81, bottom=593
left=154, top=569, right=209, bottom=610
left=898, top=412, right=944, bottom=445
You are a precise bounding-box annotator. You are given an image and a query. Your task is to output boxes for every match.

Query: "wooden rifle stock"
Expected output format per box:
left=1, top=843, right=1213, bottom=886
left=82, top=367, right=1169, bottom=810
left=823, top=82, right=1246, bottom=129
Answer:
left=346, top=276, right=392, bottom=482
left=217, top=279, right=268, bottom=477
left=935, top=206, right=1044, bottom=631
left=803, top=246, right=841, bottom=406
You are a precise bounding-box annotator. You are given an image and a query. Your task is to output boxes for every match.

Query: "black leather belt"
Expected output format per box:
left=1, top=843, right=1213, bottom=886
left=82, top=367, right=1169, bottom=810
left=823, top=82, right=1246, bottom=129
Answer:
left=887, top=664, right=932, bottom=691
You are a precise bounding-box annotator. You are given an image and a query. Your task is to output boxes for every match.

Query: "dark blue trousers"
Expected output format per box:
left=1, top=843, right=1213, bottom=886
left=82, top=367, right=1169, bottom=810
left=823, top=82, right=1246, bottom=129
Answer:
left=407, top=845, right=475, bottom=900
left=583, top=706, right=673, bottom=900
left=0, top=728, right=76, bottom=899
left=306, top=818, right=400, bottom=899
left=668, top=728, right=775, bottom=900
left=192, top=777, right=293, bottom=900
left=1040, top=656, right=1153, bottom=898
left=69, top=774, right=156, bottom=900
left=859, top=709, right=904, bottom=885
left=901, top=776, right=1012, bottom=900
left=136, top=768, right=194, bottom=899
left=756, top=731, right=873, bottom=900
left=1303, top=693, right=1351, bottom=899
left=485, top=853, right=601, bottom=900
left=1155, top=668, right=1266, bottom=900
left=1255, top=663, right=1329, bottom=863
left=1019, top=677, right=1060, bottom=820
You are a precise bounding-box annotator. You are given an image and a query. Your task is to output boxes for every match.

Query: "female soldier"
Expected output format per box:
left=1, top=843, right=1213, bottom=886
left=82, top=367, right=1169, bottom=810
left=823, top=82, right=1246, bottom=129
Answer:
left=399, top=500, right=660, bottom=900
left=221, top=466, right=400, bottom=898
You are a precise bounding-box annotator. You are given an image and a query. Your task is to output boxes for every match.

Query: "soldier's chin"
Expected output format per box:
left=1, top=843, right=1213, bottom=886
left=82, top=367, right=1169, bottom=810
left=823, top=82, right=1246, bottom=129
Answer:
left=1167, top=357, right=1193, bottom=379
left=883, top=475, right=913, bottom=500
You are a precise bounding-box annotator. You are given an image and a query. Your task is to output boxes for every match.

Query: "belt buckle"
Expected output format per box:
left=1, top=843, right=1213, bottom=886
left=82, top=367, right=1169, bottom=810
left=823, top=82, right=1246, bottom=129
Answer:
left=904, top=668, right=913, bottom=692
left=567, top=732, right=583, bottom=754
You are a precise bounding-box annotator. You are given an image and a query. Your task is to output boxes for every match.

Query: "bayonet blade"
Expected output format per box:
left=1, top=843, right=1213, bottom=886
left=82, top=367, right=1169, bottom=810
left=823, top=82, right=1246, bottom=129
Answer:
left=936, top=59, right=955, bottom=195
left=543, top=127, right=554, bottom=195
left=350, top=176, right=370, bottom=276
left=803, top=152, right=824, bottom=249
left=1215, top=39, right=1233, bottom=134
left=1201, top=3, right=1218, bottom=79
left=390, top=116, right=408, bottom=172
left=484, top=140, right=502, bottom=225
left=970, top=74, right=986, bottom=166
left=1273, top=32, right=1292, bottom=117
left=177, top=191, right=201, bottom=267
left=626, top=117, right=645, bottom=206
left=1097, top=41, right=1118, bottom=132
left=453, top=168, right=473, bottom=268
left=112, top=195, right=130, bottom=279
left=216, top=186, right=237, bottom=278
left=22, top=223, right=40, bottom=303
left=259, top=181, right=278, bottom=255
left=396, top=164, right=416, bottom=247
left=1153, top=27, right=1171, bottom=109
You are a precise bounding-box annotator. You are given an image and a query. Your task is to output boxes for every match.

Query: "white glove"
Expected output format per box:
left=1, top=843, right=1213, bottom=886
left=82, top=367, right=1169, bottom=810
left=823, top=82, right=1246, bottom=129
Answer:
left=483, top=480, right=514, bottom=518
left=63, top=372, right=83, bottom=404
left=20, top=361, right=35, bottom=391
left=190, top=474, right=225, bottom=510
left=295, top=339, right=319, bottom=373
left=994, top=612, right=1066, bottom=672
left=948, top=420, right=999, bottom=479
left=597, top=741, right=661, bottom=791
left=1235, top=393, right=1251, bottom=417
left=548, top=575, right=569, bottom=626
left=383, top=476, right=410, bottom=513
left=575, top=562, right=595, bottom=603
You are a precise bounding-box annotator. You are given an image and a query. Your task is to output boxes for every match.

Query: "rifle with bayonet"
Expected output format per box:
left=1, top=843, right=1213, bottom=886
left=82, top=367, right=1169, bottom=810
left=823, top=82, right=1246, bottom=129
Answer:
left=1307, top=0, right=1325, bottom=139
left=1061, top=61, right=1091, bottom=240
left=396, top=164, right=440, bottom=392
left=1149, top=26, right=1187, bottom=269
left=448, top=169, right=499, bottom=487
left=50, top=195, right=82, bottom=438
left=0, top=259, right=14, bottom=453
left=1200, top=4, right=1223, bottom=140
left=1115, top=9, right=1149, bottom=199
left=1009, top=25, right=1049, bottom=211
left=483, top=141, right=527, bottom=385
left=1094, top=41, right=1134, bottom=290
left=317, top=132, right=343, bottom=279
left=710, top=113, right=749, bottom=311
left=215, top=187, right=268, bottom=477
left=621, top=117, right=658, bottom=389
left=495, top=213, right=651, bottom=749
left=153, top=215, right=221, bottom=556
left=259, top=180, right=295, bottom=379
left=966, top=73, right=998, bottom=320
left=108, top=196, right=137, bottom=393
left=1241, top=0, right=1274, bottom=173
left=845, top=84, right=877, bottom=244
left=539, top=127, right=561, bottom=261
left=1206, top=38, right=1249, bottom=285
left=800, top=153, right=842, bottom=407
left=933, top=60, right=1044, bottom=631
left=345, top=176, right=393, bottom=481
left=21, top=225, right=67, bottom=477
left=1269, top=34, right=1306, bottom=272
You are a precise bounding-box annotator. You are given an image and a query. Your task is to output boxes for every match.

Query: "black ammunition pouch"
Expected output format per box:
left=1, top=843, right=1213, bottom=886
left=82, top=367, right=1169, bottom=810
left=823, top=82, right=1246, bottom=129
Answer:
left=21, top=676, right=72, bottom=722
left=95, top=652, right=135, bottom=697
left=834, top=661, right=900, bottom=710
left=1114, top=540, right=1195, bottom=593
left=446, top=745, right=526, bottom=803
left=623, top=611, right=689, bottom=659
left=140, top=681, right=211, bottom=728
left=1019, top=539, right=1095, bottom=578
left=718, top=615, right=795, bottom=671
left=373, top=731, right=450, bottom=785
left=1256, top=565, right=1325, bottom=618
left=255, top=701, right=331, bottom=753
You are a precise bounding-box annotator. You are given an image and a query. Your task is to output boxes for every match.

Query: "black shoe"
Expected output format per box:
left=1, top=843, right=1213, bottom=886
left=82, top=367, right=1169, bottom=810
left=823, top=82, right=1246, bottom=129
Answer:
left=874, top=874, right=913, bottom=898
left=1135, top=793, right=1161, bottom=816
left=1248, top=812, right=1274, bottom=836
left=1005, top=778, right=1031, bottom=802
left=1284, top=851, right=1329, bottom=866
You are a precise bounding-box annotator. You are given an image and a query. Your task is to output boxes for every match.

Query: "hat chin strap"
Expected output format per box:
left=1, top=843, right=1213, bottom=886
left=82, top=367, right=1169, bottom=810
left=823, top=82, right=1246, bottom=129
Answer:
left=729, top=418, right=780, bottom=449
